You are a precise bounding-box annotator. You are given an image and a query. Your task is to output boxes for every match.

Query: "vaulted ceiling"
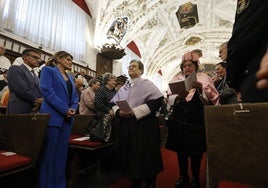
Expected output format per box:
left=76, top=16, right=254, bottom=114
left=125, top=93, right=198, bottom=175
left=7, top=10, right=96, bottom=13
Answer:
left=85, top=0, right=236, bottom=83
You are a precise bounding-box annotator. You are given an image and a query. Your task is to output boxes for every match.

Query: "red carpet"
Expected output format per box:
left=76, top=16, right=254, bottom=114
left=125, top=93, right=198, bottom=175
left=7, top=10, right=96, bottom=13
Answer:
left=109, top=147, right=206, bottom=188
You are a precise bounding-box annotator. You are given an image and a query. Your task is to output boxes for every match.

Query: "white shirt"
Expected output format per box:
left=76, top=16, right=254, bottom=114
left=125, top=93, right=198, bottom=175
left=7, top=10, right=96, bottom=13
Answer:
left=0, top=55, right=11, bottom=80
left=13, top=57, right=40, bottom=77
left=77, top=75, right=88, bottom=88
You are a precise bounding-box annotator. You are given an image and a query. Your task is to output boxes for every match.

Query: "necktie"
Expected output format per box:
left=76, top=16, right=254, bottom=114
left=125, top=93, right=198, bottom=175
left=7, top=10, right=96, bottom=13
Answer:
left=31, top=70, right=39, bottom=86
left=216, top=77, right=226, bottom=92
left=31, top=70, right=35, bottom=77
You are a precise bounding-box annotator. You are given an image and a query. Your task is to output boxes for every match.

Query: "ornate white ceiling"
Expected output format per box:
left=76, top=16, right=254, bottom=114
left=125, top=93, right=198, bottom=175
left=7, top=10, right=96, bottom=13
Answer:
left=85, top=0, right=237, bottom=82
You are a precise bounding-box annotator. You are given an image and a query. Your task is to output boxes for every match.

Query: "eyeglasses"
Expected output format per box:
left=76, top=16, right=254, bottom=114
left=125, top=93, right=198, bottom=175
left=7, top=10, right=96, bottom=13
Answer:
left=182, top=63, right=195, bottom=69
left=27, top=54, right=41, bottom=61
left=128, top=65, right=138, bottom=69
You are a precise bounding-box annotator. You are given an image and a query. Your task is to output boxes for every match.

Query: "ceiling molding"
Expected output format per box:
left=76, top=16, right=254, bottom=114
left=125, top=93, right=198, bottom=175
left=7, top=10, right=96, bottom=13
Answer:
left=87, top=0, right=236, bottom=82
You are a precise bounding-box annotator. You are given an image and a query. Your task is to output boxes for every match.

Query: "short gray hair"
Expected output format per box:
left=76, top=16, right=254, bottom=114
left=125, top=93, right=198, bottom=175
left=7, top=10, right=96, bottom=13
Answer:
left=102, top=72, right=116, bottom=85
left=88, top=78, right=100, bottom=87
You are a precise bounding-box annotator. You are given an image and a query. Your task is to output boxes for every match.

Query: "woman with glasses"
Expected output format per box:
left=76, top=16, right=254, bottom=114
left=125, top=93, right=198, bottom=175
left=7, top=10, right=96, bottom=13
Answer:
left=166, top=51, right=219, bottom=188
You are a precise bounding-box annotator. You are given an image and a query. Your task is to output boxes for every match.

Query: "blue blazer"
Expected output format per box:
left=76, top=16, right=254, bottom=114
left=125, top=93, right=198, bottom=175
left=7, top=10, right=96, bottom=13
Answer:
left=39, top=66, right=78, bottom=126
left=7, top=64, right=42, bottom=114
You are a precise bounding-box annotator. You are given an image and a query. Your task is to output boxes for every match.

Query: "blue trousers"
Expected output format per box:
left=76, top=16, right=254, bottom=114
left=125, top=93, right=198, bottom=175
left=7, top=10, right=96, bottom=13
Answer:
left=38, top=122, right=72, bottom=188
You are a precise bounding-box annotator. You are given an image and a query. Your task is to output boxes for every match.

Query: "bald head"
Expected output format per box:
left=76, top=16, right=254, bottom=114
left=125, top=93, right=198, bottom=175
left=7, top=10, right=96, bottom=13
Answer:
left=75, top=78, right=84, bottom=89
left=0, top=46, right=6, bottom=56
left=219, top=41, right=228, bottom=61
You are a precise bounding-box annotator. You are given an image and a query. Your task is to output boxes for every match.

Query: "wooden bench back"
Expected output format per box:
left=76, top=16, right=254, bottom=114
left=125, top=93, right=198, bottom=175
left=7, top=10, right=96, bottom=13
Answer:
left=0, top=114, right=50, bottom=167
left=204, top=103, right=268, bottom=188
left=71, top=114, right=95, bottom=135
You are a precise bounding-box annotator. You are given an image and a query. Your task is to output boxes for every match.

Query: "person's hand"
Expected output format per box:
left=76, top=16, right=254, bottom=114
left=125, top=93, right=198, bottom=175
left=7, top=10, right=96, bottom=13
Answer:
left=192, top=81, right=203, bottom=93
left=119, top=110, right=135, bottom=118
left=66, top=108, right=76, bottom=117
left=34, top=98, right=43, bottom=106
left=236, top=91, right=242, bottom=102
left=175, top=90, right=189, bottom=102
left=256, top=51, right=268, bottom=89
left=32, top=98, right=43, bottom=113
left=109, top=109, right=114, bottom=117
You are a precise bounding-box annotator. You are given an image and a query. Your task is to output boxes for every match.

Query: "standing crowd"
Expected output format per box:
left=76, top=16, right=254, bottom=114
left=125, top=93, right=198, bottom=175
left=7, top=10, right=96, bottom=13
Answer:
left=1, top=1, right=268, bottom=188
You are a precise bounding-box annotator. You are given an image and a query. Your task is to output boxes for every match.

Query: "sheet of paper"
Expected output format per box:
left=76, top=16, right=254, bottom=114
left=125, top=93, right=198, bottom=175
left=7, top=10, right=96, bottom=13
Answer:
left=185, top=72, right=197, bottom=91
left=116, top=100, right=132, bottom=113
left=1, top=151, right=16, bottom=156
left=168, top=80, right=186, bottom=95
left=167, top=94, right=178, bottom=106
left=72, top=136, right=90, bottom=141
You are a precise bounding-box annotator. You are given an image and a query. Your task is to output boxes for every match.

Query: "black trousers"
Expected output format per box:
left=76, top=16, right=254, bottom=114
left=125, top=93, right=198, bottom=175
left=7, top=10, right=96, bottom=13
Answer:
left=177, top=152, right=202, bottom=178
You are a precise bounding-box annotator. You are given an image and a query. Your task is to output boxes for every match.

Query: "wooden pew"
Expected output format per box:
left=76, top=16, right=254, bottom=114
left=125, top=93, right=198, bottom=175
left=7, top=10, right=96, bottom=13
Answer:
left=204, top=103, right=268, bottom=188
left=67, top=114, right=114, bottom=188
left=0, top=114, right=50, bottom=187
left=0, top=105, right=6, bottom=114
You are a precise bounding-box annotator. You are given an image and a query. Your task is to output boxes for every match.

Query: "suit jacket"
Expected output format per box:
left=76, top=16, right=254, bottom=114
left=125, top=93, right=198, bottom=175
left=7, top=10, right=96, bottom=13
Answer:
left=7, top=64, right=42, bottom=114
left=227, top=0, right=268, bottom=102
left=216, top=77, right=237, bottom=104
left=39, top=66, right=78, bottom=127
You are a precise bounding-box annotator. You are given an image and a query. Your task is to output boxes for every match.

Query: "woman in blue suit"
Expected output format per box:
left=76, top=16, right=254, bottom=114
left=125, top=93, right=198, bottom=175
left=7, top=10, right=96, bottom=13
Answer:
left=38, top=51, right=78, bottom=188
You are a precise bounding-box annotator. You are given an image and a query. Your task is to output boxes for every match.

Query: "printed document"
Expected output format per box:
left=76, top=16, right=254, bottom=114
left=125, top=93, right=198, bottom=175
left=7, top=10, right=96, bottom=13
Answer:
left=168, top=73, right=197, bottom=94
left=116, top=100, right=132, bottom=113
left=168, top=80, right=186, bottom=95
left=185, top=72, right=197, bottom=91
left=72, top=136, right=90, bottom=141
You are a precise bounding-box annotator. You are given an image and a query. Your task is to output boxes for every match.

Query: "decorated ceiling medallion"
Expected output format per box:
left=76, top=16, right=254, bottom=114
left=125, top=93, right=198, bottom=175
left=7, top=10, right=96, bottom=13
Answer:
left=185, top=36, right=202, bottom=46
left=176, top=2, right=199, bottom=29
left=107, top=17, right=128, bottom=44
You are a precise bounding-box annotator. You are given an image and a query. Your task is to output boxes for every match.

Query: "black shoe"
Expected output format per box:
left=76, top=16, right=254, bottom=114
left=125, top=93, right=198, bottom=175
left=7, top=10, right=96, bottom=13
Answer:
left=175, top=176, right=189, bottom=188
left=190, top=177, right=200, bottom=188
left=131, top=180, right=141, bottom=188
left=146, top=177, right=156, bottom=188
left=146, top=180, right=155, bottom=188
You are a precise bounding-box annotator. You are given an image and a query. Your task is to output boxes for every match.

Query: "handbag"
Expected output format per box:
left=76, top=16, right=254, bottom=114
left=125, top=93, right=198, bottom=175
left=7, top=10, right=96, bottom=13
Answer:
left=84, top=113, right=113, bottom=142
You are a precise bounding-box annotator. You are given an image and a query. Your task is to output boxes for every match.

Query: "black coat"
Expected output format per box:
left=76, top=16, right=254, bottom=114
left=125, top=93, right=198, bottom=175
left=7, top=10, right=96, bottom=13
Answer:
left=227, top=0, right=268, bottom=102
left=115, top=97, right=164, bottom=180
left=165, top=92, right=206, bottom=156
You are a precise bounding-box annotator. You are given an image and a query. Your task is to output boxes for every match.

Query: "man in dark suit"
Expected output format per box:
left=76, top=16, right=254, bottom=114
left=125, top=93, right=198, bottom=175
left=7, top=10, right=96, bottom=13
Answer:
left=7, top=49, right=43, bottom=114
left=216, top=41, right=238, bottom=104
left=215, top=62, right=237, bottom=104
left=226, top=0, right=268, bottom=102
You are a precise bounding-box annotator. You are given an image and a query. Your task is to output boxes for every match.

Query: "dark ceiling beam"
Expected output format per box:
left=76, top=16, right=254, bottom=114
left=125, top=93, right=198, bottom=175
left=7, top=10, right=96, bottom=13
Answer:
left=72, top=0, right=91, bottom=17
